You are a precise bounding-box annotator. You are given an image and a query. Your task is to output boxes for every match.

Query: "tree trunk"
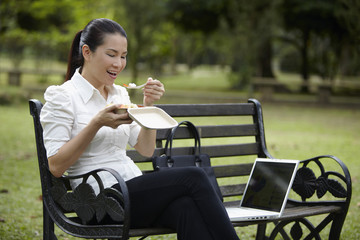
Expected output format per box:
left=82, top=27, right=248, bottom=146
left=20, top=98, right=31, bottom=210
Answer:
left=8, top=71, right=21, bottom=86
left=300, top=30, right=310, bottom=93
left=258, top=38, right=275, bottom=78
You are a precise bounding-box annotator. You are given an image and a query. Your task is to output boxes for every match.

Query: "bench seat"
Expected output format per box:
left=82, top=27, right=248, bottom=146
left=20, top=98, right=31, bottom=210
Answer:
left=128, top=204, right=343, bottom=237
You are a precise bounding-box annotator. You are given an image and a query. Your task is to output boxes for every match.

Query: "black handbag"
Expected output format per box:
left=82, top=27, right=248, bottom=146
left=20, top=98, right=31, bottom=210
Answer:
left=152, top=121, right=223, bottom=202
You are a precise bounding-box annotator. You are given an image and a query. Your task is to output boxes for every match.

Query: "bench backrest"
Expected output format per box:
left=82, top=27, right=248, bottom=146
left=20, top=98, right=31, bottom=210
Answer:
left=30, top=98, right=271, bottom=203
left=127, top=99, right=272, bottom=202
left=29, top=100, right=56, bottom=198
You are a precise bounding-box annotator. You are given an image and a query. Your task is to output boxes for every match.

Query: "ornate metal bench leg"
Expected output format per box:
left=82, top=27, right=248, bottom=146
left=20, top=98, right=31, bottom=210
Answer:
left=269, top=219, right=321, bottom=240
left=256, top=223, right=267, bottom=240
left=43, top=203, right=57, bottom=240
left=329, top=213, right=346, bottom=240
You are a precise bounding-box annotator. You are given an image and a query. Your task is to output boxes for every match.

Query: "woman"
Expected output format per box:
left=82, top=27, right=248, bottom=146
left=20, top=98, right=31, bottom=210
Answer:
left=40, top=18, right=239, bottom=240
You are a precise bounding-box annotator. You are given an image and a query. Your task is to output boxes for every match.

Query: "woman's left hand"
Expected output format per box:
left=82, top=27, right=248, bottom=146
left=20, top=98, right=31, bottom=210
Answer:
left=143, top=77, right=165, bottom=106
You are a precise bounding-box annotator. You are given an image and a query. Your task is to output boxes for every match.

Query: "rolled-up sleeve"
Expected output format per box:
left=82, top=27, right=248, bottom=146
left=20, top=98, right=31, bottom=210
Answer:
left=128, top=122, right=141, bottom=148
left=40, top=86, right=74, bottom=158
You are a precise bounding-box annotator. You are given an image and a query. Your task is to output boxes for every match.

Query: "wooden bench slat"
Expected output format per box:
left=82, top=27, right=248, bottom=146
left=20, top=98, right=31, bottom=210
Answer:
left=126, top=143, right=260, bottom=162
left=156, top=103, right=255, bottom=117
left=156, top=124, right=258, bottom=140
left=220, top=184, right=247, bottom=197
left=129, top=227, right=174, bottom=238
left=199, top=125, right=258, bottom=138
left=277, top=205, right=342, bottom=221
left=213, top=163, right=253, bottom=177
left=203, top=143, right=260, bottom=158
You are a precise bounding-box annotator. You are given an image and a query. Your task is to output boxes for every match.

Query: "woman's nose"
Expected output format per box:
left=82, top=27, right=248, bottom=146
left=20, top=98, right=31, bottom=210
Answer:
left=113, top=57, right=122, bottom=68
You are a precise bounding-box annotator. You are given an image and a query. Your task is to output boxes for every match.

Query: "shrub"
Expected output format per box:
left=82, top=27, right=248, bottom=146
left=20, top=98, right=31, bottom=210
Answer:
left=0, top=87, right=29, bottom=105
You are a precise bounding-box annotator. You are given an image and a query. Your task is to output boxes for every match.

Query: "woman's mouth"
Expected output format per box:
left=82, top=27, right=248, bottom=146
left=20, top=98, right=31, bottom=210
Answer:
left=107, top=70, right=117, bottom=79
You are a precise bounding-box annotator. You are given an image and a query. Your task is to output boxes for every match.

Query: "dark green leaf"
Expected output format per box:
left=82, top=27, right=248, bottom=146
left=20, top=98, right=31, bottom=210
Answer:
left=51, top=179, right=67, bottom=201
left=73, top=183, right=96, bottom=203
left=290, top=221, right=303, bottom=240
left=75, top=204, right=95, bottom=224
left=316, top=176, right=328, bottom=198
left=94, top=193, right=107, bottom=223
left=72, top=183, right=97, bottom=224
left=327, top=179, right=347, bottom=198
left=58, top=192, right=76, bottom=211
left=292, top=167, right=316, bottom=199
left=105, top=196, right=124, bottom=222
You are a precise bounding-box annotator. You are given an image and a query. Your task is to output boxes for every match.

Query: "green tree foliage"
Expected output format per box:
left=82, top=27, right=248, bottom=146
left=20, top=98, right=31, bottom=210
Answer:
left=337, top=0, right=360, bottom=76
left=166, top=0, right=225, bottom=34
left=0, top=0, right=120, bottom=66
left=113, top=0, right=169, bottom=83
left=340, top=0, right=360, bottom=43
left=1, top=0, right=75, bottom=70
left=221, top=0, right=280, bottom=89
left=165, top=0, right=280, bottom=89
left=1, top=0, right=359, bottom=90
left=280, top=0, right=352, bottom=92
left=0, top=0, right=32, bottom=66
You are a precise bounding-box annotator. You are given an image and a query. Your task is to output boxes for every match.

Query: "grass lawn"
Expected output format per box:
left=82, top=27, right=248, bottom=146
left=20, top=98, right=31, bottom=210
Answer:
left=0, top=66, right=359, bottom=239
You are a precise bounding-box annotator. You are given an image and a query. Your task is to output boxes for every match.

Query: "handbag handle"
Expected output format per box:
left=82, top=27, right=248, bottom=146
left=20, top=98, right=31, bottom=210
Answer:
left=164, top=121, right=202, bottom=157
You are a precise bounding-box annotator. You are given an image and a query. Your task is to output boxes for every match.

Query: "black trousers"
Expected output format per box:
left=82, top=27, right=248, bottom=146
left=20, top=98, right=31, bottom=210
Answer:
left=123, top=167, right=240, bottom=240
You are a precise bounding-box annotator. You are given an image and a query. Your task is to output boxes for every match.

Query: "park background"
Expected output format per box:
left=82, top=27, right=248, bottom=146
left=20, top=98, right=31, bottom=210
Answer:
left=0, top=0, right=359, bottom=239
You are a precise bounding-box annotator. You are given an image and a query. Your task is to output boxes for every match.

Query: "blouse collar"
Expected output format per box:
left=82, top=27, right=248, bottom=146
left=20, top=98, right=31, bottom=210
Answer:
left=71, top=68, right=116, bottom=104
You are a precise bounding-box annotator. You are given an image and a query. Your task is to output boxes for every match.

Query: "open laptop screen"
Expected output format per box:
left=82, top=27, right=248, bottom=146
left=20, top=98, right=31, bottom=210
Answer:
left=241, top=160, right=297, bottom=212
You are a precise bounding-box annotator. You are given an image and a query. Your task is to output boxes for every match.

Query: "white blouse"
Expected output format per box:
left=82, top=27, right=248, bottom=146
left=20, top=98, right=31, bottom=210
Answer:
left=40, top=69, right=143, bottom=193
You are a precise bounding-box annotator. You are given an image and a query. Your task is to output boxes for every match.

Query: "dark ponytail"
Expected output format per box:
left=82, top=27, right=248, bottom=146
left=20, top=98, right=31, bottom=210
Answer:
left=64, top=19, right=127, bottom=81
left=65, top=30, right=83, bottom=81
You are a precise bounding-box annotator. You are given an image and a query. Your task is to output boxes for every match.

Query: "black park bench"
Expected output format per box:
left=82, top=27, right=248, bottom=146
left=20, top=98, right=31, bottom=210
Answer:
left=29, top=98, right=352, bottom=240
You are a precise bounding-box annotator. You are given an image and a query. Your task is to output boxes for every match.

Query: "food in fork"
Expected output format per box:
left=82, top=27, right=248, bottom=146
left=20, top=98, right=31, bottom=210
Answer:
left=123, top=83, right=136, bottom=88
left=123, top=82, right=146, bottom=89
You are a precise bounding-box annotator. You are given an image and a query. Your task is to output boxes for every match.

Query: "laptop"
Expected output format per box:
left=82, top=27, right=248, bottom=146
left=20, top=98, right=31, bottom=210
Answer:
left=226, top=158, right=299, bottom=222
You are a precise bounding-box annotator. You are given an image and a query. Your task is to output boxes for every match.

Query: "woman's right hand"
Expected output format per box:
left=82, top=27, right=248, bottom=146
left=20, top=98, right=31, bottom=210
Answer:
left=92, top=104, right=133, bottom=129
left=48, top=104, right=133, bottom=177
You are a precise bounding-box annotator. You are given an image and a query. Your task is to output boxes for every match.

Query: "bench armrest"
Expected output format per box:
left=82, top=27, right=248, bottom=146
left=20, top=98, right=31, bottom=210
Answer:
left=51, top=168, right=131, bottom=227
left=290, top=154, right=352, bottom=208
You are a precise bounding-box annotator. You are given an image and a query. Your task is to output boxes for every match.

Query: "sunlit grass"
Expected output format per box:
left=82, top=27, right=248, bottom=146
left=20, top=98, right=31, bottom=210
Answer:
left=0, top=59, right=359, bottom=239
